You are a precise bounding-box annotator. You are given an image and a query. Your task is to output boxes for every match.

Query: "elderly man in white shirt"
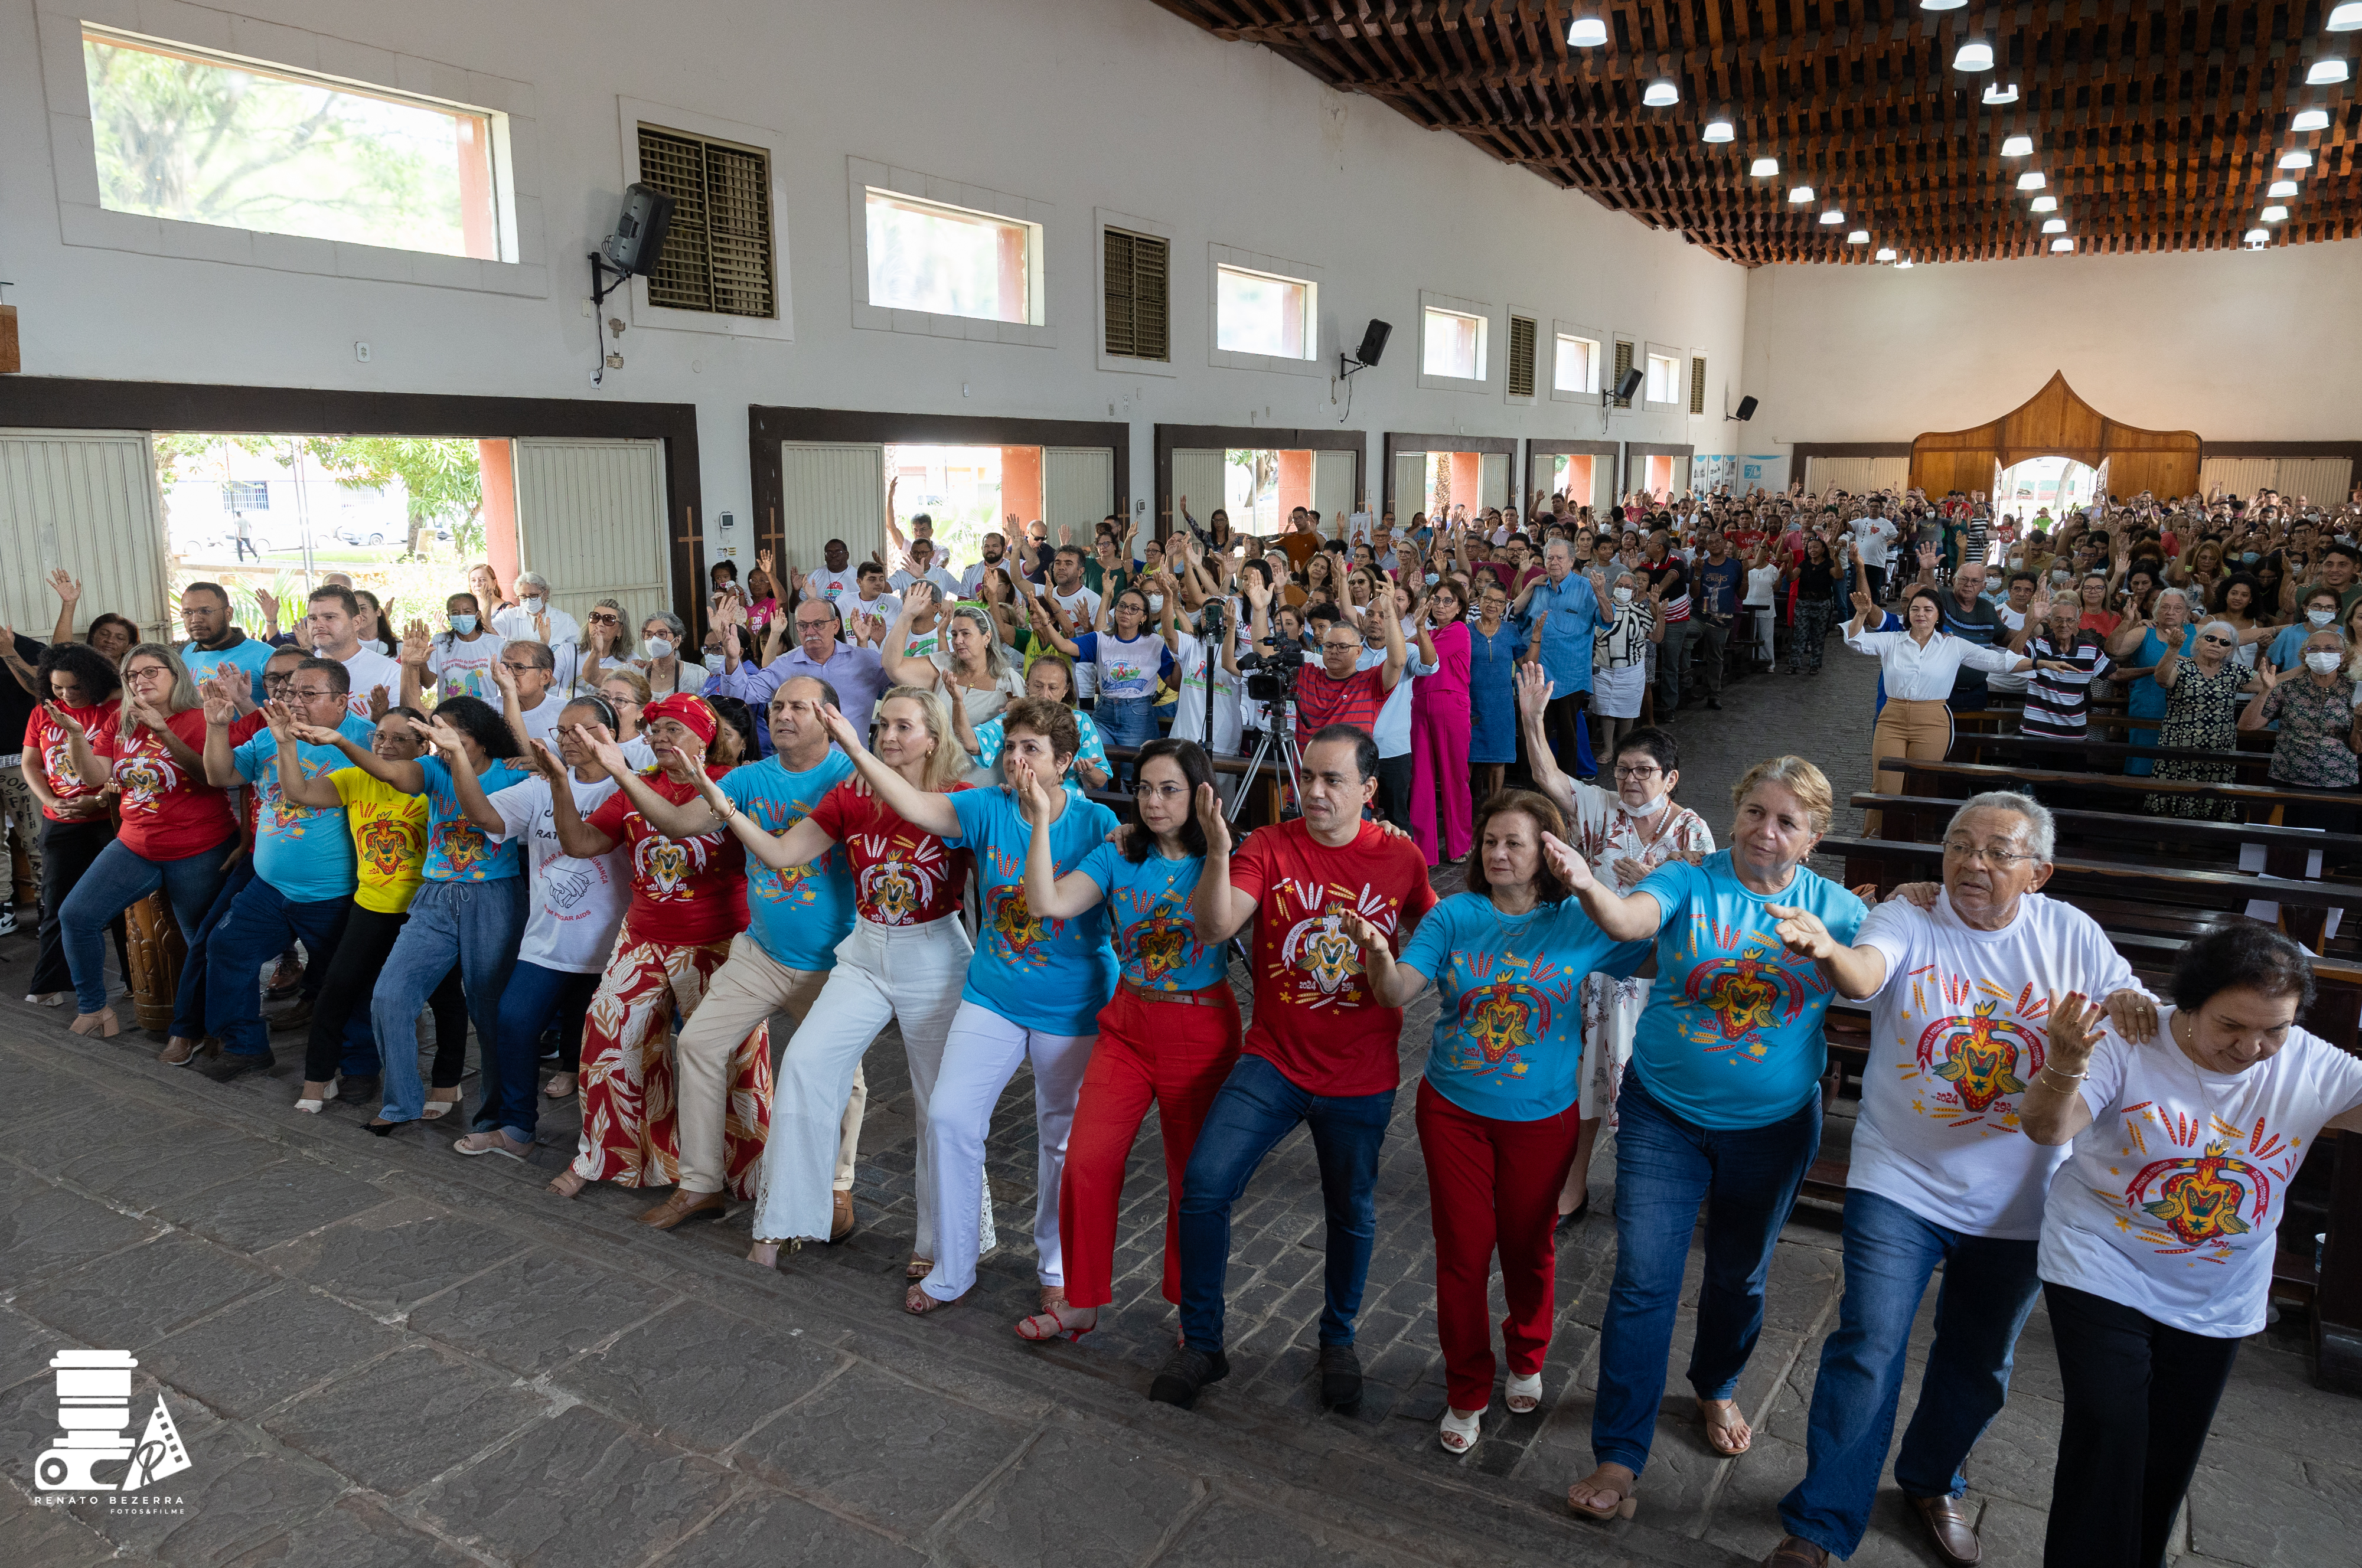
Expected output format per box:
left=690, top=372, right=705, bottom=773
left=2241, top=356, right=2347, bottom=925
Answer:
left=1753, top=793, right=2157, bottom=1568
left=490, top=571, right=582, bottom=652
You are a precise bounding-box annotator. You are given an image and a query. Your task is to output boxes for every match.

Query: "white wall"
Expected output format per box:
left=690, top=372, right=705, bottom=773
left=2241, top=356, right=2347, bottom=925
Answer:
left=0, top=0, right=1749, bottom=549
left=1741, top=240, right=2362, bottom=463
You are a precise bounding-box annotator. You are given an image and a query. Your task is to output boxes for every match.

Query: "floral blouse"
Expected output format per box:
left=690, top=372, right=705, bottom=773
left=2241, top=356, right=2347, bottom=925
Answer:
left=2260, top=675, right=2360, bottom=789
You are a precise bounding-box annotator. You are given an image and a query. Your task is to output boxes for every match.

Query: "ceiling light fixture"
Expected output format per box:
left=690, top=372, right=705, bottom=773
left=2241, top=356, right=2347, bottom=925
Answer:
left=1789, top=184, right=1815, bottom=202
left=2291, top=107, right=2332, bottom=133
left=1703, top=113, right=1735, bottom=143
left=1847, top=230, right=1871, bottom=243
left=1567, top=14, right=1609, bottom=47
left=2041, top=218, right=2067, bottom=233
left=1953, top=38, right=1996, bottom=71
left=1983, top=81, right=2020, bottom=104
left=1920, top=0, right=1966, bottom=10
left=2331, top=1, right=2362, bottom=31
left=1875, top=247, right=1897, bottom=260
left=2262, top=205, right=2290, bottom=222
left=2306, top=58, right=2352, bottom=85
left=2246, top=227, right=2271, bottom=245
left=2030, top=195, right=2058, bottom=213
left=1820, top=208, right=1846, bottom=224
left=1750, top=155, right=1780, bottom=177
left=2269, top=179, right=2300, bottom=197
left=1643, top=79, right=1680, bottom=106
left=2280, top=149, right=2315, bottom=168
left=2016, top=171, right=2047, bottom=190
left=2050, top=238, right=2075, bottom=252
left=2000, top=134, right=2034, bottom=156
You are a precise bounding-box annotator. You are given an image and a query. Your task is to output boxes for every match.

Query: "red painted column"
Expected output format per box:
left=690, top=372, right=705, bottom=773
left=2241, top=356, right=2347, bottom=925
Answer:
left=1277, top=449, right=1313, bottom=518
left=477, top=439, right=519, bottom=587
left=1001, top=447, right=1042, bottom=531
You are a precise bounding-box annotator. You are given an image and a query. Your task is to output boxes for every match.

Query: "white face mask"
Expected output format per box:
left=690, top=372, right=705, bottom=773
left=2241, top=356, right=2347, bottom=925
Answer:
left=1622, top=788, right=1669, bottom=816
left=2306, top=650, right=2344, bottom=675
left=1613, top=586, right=1633, bottom=605
left=521, top=596, right=544, bottom=614
left=2309, top=609, right=2337, bottom=628
left=644, top=636, right=674, bottom=661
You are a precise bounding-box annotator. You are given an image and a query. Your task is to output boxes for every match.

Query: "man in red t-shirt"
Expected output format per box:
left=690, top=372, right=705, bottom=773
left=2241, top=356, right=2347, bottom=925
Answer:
left=1248, top=583, right=1405, bottom=749
left=1149, top=724, right=1437, bottom=1414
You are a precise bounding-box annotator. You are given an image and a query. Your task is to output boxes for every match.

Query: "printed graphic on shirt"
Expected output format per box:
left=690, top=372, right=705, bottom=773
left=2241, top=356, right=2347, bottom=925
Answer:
left=1125, top=906, right=1196, bottom=985
left=113, top=739, right=180, bottom=815
left=258, top=756, right=337, bottom=837
left=434, top=821, right=493, bottom=878
left=1668, top=915, right=1829, bottom=1061
left=1895, top=972, right=2053, bottom=1133
left=1264, top=877, right=1401, bottom=1012
left=2107, top=1103, right=2296, bottom=1262
left=983, top=882, right=1056, bottom=967
left=637, top=829, right=722, bottom=901
left=1442, top=948, right=1578, bottom=1084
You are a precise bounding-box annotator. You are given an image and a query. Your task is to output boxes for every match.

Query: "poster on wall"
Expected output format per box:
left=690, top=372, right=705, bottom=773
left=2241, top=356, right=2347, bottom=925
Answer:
left=1691, top=454, right=1740, bottom=492
left=1740, top=455, right=1790, bottom=494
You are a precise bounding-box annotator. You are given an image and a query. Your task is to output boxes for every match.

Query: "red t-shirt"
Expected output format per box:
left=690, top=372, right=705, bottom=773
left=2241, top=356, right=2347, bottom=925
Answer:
left=806, top=779, right=974, bottom=927
left=1229, top=817, right=1439, bottom=1096
left=1291, top=665, right=1390, bottom=744
left=93, top=707, right=237, bottom=860
left=25, top=700, right=120, bottom=822
left=586, top=767, right=748, bottom=946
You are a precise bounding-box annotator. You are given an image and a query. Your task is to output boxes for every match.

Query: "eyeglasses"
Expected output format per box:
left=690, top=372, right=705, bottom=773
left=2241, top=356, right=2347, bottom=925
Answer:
left=1611, top=764, right=1662, bottom=780
left=500, top=662, right=540, bottom=674
left=260, top=672, right=294, bottom=689
left=588, top=612, right=621, bottom=625
left=1941, top=838, right=2040, bottom=867
left=286, top=685, right=338, bottom=700
left=1133, top=781, right=1189, bottom=800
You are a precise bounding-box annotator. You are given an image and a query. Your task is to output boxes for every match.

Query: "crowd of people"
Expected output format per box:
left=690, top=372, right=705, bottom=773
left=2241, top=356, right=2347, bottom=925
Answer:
left=7, top=476, right=2360, bottom=1568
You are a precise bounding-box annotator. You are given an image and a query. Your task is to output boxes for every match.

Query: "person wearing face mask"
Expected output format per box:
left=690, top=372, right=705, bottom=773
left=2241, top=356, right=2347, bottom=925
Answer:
left=2239, top=630, right=2361, bottom=828
left=633, top=612, right=694, bottom=699
left=412, top=594, right=504, bottom=704
left=2265, top=586, right=2343, bottom=674
left=1587, top=573, right=1663, bottom=758
left=490, top=572, right=582, bottom=654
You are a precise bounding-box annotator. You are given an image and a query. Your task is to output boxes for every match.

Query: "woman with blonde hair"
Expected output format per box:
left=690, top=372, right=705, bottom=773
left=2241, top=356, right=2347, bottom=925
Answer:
left=884, top=584, right=1023, bottom=784
left=729, top=684, right=991, bottom=1273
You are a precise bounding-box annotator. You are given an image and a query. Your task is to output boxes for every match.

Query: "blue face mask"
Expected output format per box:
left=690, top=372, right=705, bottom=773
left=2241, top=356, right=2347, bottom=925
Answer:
left=450, top=614, right=478, bottom=634
left=1424, top=571, right=1440, bottom=586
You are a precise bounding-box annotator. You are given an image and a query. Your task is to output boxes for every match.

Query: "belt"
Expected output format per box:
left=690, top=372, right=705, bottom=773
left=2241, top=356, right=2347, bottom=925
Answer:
left=1120, top=978, right=1229, bottom=1007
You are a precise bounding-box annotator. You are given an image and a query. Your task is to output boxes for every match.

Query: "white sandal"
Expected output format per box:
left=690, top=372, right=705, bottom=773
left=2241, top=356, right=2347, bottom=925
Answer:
left=1438, top=1406, right=1483, bottom=1454
left=295, top=1080, right=338, bottom=1115
left=1506, top=1370, right=1544, bottom=1413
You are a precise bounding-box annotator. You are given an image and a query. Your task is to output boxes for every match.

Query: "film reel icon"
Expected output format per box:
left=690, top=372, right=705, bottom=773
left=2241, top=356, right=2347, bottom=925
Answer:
left=37, top=1452, right=73, bottom=1488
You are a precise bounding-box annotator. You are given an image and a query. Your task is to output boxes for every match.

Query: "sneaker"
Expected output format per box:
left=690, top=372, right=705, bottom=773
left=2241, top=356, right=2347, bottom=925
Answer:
left=1317, top=1342, right=1363, bottom=1412
left=1147, top=1345, right=1231, bottom=1410
left=0, top=906, right=17, bottom=937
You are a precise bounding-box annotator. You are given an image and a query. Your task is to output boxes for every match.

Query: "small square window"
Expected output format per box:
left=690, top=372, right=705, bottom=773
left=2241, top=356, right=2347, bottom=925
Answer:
left=1423, top=307, right=1487, bottom=381
left=1216, top=264, right=1314, bottom=360
left=1646, top=352, right=1682, bottom=405
left=1555, top=335, right=1598, bottom=394
left=863, top=188, right=1040, bottom=325
left=223, top=481, right=269, bottom=510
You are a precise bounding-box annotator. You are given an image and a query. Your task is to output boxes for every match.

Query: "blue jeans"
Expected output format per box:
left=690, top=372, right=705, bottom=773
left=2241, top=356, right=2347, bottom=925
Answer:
left=170, top=857, right=253, bottom=1037
left=1176, top=1053, right=1395, bottom=1353
left=60, top=835, right=234, bottom=1015
left=490, top=961, right=600, bottom=1141
left=204, top=876, right=358, bottom=1059
left=1780, top=1190, right=2041, bottom=1556
left=1094, top=694, right=1154, bottom=751
left=1592, top=1070, right=1821, bottom=1474
left=370, top=877, right=526, bottom=1124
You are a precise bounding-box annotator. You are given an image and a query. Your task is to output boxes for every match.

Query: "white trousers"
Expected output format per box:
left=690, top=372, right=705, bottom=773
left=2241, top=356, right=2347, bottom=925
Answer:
left=919, top=998, right=1097, bottom=1302
left=748, top=913, right=983, bottom=1252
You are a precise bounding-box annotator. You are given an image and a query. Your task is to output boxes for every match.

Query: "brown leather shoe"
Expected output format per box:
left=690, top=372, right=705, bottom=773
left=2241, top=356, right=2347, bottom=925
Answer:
left=157, top=1035, right=200, bottom=1066
left=1761, top=1537, right=1827, bottom=1568
left=1910, top=1494, right=1981, bottom=1567
left=828, top=1190, right=857, bottom=1244
left=636, top=1189, right=726, bottom=1230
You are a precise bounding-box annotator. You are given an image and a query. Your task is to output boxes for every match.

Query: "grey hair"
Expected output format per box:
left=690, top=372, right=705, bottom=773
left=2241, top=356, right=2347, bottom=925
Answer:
left=515, top=571, right=551, bottom=593
left=642, top=610, right=687, bottom=641
left=1945, top=790, right=2055, bottom=863
left=505, top=638, right=556, bottom=672
left=1544, top=539, right=1574, bottom=561
left=2153, top=586, right=2191, bottom=610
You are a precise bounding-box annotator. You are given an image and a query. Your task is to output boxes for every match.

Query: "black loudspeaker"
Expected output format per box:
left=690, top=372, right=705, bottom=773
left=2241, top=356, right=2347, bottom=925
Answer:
left=1613, top=365, right=1645, bottom=402
left=1354, top=319, right=1392, bottom=367
left=601, top=184, right=676, bottom=277
left=1734, top=394, right=1759, bottom=421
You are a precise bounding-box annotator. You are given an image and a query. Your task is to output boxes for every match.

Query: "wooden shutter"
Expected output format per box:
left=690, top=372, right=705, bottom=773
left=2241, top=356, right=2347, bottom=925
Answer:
left=1392, top=450, right=1427, bottom=520
left=1102, top=228, right=1169, bottom=361
left=1689, top=355, right=1708, bottom=415
left=636, top=124, right=775, bottom=318
left=1506, top=315, right=1537, bottom=397
left=511, top=438, right=670, bottom=629
left=1611, top=339, right=1636, bottom=407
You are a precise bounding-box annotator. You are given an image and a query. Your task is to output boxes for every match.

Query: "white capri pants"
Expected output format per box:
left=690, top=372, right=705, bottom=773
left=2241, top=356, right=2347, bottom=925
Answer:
left=1578, top=970, right=1650, bottom=1124
left=918, top=998, right=1097, bottom=1303
left=749, top=912, right=986, bottom=1253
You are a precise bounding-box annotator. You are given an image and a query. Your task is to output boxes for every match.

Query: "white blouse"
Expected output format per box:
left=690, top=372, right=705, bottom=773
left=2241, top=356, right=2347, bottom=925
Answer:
left=1843, top=626, right=2022, bottom=702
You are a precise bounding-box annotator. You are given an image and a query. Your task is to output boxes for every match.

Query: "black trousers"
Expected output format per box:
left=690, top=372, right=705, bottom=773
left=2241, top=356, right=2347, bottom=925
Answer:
left=1542, top=690, right=1591, bottom=778
left=1374, top=752, right=1414, bottom=832
left=304, top=903, right=466, bottom=1084
left=2041, top=1282, right=2242, bottom=1568
left=32, top=816, right=124, bottom=998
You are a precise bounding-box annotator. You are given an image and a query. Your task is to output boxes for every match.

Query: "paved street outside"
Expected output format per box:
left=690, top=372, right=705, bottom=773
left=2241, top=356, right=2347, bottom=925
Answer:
left=4, top=648, right=2357, bottom=1567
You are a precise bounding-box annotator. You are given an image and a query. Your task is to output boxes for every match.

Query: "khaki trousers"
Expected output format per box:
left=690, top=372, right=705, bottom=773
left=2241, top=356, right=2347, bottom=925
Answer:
left=1866, top=698, right=1953, bottom=837
left=674, top=931, right=858, bottom=1197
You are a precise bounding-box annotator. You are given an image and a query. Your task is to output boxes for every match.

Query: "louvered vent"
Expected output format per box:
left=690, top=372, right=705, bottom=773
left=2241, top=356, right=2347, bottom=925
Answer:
left=637, top=125, right=775, bottom=318
left=1102, top=228, right=1170, bottom=361
left=1612, top=339, right=1636, bottom=407
left=1689, top=355, right=1708, bottom=415
left=1506, top=315, right=1537, bottom=397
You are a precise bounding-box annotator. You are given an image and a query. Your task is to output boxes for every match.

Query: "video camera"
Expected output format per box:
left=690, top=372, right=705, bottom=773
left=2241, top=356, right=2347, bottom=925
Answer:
left=1239, top=639, right=1306, bottom=704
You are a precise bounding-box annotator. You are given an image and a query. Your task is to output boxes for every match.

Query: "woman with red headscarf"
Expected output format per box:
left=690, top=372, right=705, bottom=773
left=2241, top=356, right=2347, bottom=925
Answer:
left=540, top=694, right=761, bottom=1199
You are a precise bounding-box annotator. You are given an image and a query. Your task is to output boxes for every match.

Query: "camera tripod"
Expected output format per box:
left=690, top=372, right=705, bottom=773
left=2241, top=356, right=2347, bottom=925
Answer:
left=1231, top=696, right=1304, bottom=824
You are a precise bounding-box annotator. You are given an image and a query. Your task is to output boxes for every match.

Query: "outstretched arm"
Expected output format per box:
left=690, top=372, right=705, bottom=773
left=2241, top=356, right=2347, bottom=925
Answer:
left=821, top=703, right=961, bottom=837
left=1542, top=831, right=1666, bottom=942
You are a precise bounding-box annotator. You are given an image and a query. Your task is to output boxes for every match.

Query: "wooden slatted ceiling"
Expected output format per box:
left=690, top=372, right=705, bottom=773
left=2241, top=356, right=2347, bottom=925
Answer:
left=1149, top=1, right=2360, bottom=266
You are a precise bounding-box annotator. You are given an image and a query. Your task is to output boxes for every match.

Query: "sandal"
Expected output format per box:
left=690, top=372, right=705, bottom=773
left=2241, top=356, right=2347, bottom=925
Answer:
left=1438, top=1406, right=1482, bottom=1454
left=543, top=1073, right=578, bottom=1100
left=1505, top=1370, right=1544, bottom=1414
left=421, top=1086, right=463, bottom=1121
left=906, top=1253, right=934, bottom=1280
left=1698, top=1397, right=1753, bottom=1457
left=905, top=1281, right=965, bottom=1315
left=1565, top=1464, right=1640, bottom=1521
left=1013, top=1303, right=1098, bottom=1343
left=452, top=1130, right=530, bottom=1160
left=295, top=1080, right=338, bottom=1115
left=545, top=1169, right=588, bottom=1198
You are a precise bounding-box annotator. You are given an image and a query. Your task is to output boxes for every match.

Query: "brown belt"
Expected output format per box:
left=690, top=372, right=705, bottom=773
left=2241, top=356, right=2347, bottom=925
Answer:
left=1120, top=978, right=1230, bottom=1007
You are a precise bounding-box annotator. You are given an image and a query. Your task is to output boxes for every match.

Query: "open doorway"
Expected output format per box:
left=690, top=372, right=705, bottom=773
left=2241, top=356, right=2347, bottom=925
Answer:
left=1223, top=448, right=1311, bottom=534
left=886, top=443, right=1027, bottom=567
left=1996, top=455, right=2099, bottom=531
left=1542, top=453, right=1596, bottom=512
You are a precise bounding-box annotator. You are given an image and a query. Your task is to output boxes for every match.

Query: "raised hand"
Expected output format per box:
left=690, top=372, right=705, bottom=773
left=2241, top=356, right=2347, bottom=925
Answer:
left=1515, top=661, right=1554, bottom=721
left=47, top=568, right=80, bottom=606
left=253, top=586, right=280, bottom=626
left=285, top=719, right=344, bottom=747
left=422, top=716, right=468, bottom=756
left=905, top=580, right=938, bottom=618
left=817, top=702, right=866, bottom=754
left=401, top=619, right=433, bottom=667
left=42, top=700, right=88, bottom=740
left=1538, top=831, right=1594, bottom=893
left=756, top=547, right=775, bottom=579
left=489, top=656, right=518, bottom=697
left=367, top=684, right=390, bottom=721
left=1194, top=780, right=1231, bottom=860
left=200, top=681, right=237, bottom=727
left=2045, top=990, right=2105, bottom=1075
left=2255, top=662, right=2285, bottom=692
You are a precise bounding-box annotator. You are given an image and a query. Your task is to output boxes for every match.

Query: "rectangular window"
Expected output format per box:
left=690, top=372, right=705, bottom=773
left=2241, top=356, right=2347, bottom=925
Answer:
left=864, top=188, right=1038, bottom=325
left=1104, top=228, right=1170, bottom=361
left=1611, top=339, right=1636, bottom=407
left=1422, top=307, right=1487, bottom=381
left=1215, top=264, right=1314, bottom=360
left=1506, top=315, right=1538, bottom=398
left=637, top=125, right=775, bottom=318
left=1646, top=352, right=1681, bottom=405
left=222, top=480, right=268, bottom=510
left=80, top=26, right=503, bottom=260
left=1555, top=334, right=1598, bottom=394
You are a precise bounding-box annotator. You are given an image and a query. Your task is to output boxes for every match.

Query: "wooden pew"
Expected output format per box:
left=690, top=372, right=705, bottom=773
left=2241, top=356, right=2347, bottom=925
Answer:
left=1952, top=731, right=2279, bottom=778
left=1854, top=792, right=2362, bottom=877
left=1897, top=758, right=2358, bottom=827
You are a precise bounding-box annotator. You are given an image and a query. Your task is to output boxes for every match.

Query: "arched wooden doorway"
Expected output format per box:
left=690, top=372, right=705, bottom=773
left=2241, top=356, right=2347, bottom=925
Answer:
left=1908, top=373, right=2200, bottom=501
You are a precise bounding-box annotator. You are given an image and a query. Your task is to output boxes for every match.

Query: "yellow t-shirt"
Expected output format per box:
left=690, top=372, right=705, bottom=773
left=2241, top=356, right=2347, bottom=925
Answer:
left=332, top=768, right=429, bottom=914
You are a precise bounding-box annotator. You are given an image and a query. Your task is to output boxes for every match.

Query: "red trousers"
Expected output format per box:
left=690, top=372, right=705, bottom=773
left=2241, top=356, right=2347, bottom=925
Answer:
left=1058, top=983, right=1242, bottom=1310
left=1415, top=1079, right=1583, bottom=1411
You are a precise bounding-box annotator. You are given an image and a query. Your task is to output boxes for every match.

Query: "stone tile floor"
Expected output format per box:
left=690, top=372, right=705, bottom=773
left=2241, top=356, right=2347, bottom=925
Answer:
left=4, top=649, right=2357, bottom=1566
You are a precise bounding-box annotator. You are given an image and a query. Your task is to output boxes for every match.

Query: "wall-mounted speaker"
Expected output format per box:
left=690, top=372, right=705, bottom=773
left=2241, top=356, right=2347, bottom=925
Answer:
left=1353, top=319, right=1392, bottom=367
left=1733, top=394, right=1759, bottom=422
left=1613, top=366, right=1645, bottom=402
left=601, top=184, right=676, bottom=277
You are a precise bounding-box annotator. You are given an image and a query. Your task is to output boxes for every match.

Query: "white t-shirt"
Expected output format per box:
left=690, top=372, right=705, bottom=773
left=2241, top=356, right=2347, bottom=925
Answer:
left=2041, top=1007, right=2362, bottom=1335
left=890, top=566, right=962, bottom=600
left=331, top=645, right=404, bottom=719
left=1742, top=565, right=1780, bottom=608
left=805, top=567, right=860, bottom=603
left=1050, top=587, right=1102, bottom=696
left=1167, top=631, right=1242, bottom=754
left=1852, top=891, right=2143, bottom=1239
left=485, top=773, right=630, bottom=974
left=513, top=692, right=565, bottom=748
left=844, top=592, right=902, bottom=637
left=491, top=604, right=583, bottom=652
left=1852, top=517, right=1898, bottom=570
left=424, top=632, right=504, bottom=704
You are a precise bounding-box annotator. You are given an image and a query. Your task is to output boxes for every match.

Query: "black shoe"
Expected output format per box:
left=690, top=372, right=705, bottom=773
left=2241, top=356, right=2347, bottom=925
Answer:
left=1554, top=1196, right=1591, bottom=1239
left=195, top=1050, right=275, bottom=1083
left=1148, top=1345, right=1231, bottom=1410
left=1317, top=1342, right=1363, bottom=1412
left=1707, top=697, right=1724, bottom=710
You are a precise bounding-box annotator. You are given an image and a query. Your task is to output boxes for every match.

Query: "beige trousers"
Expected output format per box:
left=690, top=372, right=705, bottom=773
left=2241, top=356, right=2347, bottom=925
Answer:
left=674, top=931, right=859, bottom=1197
left=1865, top=697, right=1953, bottom=838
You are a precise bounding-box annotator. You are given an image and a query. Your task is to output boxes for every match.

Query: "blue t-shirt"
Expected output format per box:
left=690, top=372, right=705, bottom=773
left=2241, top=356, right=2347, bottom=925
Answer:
left=721, top=750, right=855, bottom=971
left=234, top=714, right=374, bottom=902
left=1078, top=841, right=1226, bottom=993
left=1072, top=632, right=1172, bottom=701
left=1630, top=850, right=1867, bottom=1129
left=181, top=634, right=276, bottom=706
left=417, top=755, right=533, bottom=881
left=947, top=786, right=1118, bottom=1034
left=1401, top=892, right=1649, bottom=1122
left=1695, top=557, right=1742, bottom=618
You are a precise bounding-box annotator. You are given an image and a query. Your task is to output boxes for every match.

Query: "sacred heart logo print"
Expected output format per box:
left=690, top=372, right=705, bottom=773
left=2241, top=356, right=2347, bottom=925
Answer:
left=1460, top=979, right=1549, bottom=1067
left=986, top=884, right=1052, bottom=964
left=1128, top=908, right=1193, bottom=984
left=638, top=834, right=706, bottom=900
left=2129, top=1142, right=2267, bottom=1250
left=1918, top=1002, right=2045, bottom=1113
left=1686, top=953, right=1781, bottom=1041
left=355, top=813, right=422, bottom=879
left=1280, top=911, right=1363, bottom=998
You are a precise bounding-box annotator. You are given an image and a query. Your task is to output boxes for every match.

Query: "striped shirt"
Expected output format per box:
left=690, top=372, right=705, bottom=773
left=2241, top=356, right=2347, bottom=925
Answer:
left=2021, top=632, right=2112, bottom=738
